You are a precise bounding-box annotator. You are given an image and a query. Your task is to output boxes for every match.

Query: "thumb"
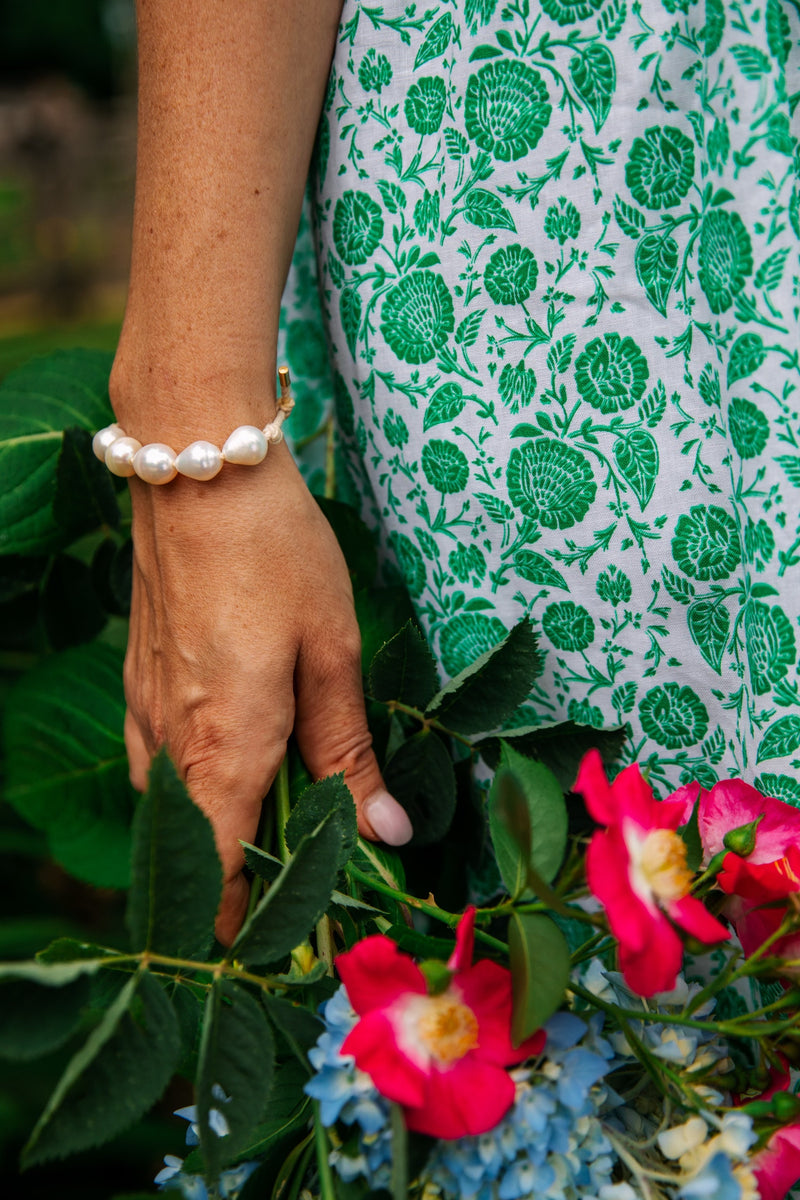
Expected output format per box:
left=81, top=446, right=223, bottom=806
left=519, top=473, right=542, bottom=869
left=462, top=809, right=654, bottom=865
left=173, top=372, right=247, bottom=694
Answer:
left=294, top=631, right=413, bottom=846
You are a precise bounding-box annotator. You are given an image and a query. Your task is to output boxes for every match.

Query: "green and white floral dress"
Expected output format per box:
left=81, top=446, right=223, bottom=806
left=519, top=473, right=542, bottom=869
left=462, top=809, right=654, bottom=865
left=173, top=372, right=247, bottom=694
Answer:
left=279, top=0, right=800, bottom=798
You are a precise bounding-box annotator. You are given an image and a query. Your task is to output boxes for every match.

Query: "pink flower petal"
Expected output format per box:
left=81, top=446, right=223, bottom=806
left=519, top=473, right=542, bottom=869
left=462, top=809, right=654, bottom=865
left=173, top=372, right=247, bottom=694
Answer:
left=699, top=780, right=800, bottom=864
left=618, top=911, right=684, bottom=997
left=587, top=828, right=654, bottom=954
left=718, top=847, right=800, bottom=902
left=403, top=1054, right=517, bottom=1139
left=336, top=935, right=426, bottom=1016
left=575, top=748, right=617, bottom=825
left=448, top=906, right=475, bottom=972
left=456, top=960, right=545, bottom=1065
left=341, top=1010, right=428, bottom=1107
left=753, top=1122, right=800, bottom=1200
left=667, top=895, right=729, bottom=946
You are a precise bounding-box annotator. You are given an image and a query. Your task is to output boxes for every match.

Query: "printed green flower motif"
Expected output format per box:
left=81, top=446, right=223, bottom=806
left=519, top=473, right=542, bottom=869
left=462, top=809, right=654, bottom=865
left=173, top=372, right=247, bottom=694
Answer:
left=390, top=532, right=426, bottom=598
left=286, top=319, right=329, bottom=380
left=383, top=411, right=409, bottom=448
left=744, top=518, right=775, bottom=565
left=333, top=190, right=384, bottom=266
left=698, top=210, right=753, bottom=314
left=568, top=698, right=604, bottom=727
left=439, top=611, right=508, bottom=677
left=414, top=190, right=440, bottom=240
left=672, top=504, right=741, bottom=582
left=464, top=60, right=551, bottom=162
left=405, top=76, right=447, bottom=135
left=728, top=398, right=769, bottom=459
left=755, top=773, right=800, bottom=810
left=639, top=683, right=709, bottom=749
left=358, top=48, right=392, bottom=93
left=544, top=197, right=581, bottom=245
left=540, top=0, right=604, bottom=24
left=422, top=439, right=470, bottom=494
left=624, top=126, right=695, bottom=210
left=745, top=601, right=796, bottom=695
left=381, top=271, right=455, bottom=364
left=596, top=566, right=632, bottom=606
left=574, top=333, right=649, bottom=414
left=484, top=244, right=538, bottom=305
left=499, top=360, right=537, bottom=413
left=449, top=543, right=486, bottom=585
left=542, top=601, right=595, bottom=651
left=506, top=439, right=596, bottom=529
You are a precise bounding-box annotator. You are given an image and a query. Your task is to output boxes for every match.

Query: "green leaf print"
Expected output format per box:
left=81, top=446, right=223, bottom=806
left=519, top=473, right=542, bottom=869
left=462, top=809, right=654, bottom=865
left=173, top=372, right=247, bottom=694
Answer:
left=464, top=188, right=516, bottom=231
left=569, top=44, right=615, bottom=134
left=614, top=198, right=646, bottom=239
left=499, top=361, right=537, bottom=413
left=687, top=598, right=730, bottom=674
left=513, top=550, right=569, bottom=591
left=456, top=309, right=486, bottom=348
left=546, top=336, right=576, bottom=374
left=777, top=456, right=800, bottom=488
left=730, top=44, right=772, bottom=80
left=380, top=271, right=455, bottom=364
left=745, top=601, right=796, bottom=695
left=625, top=127, right=695, bottom=210
left=444, top=127, right=470, bottom=159
left=754, top=248, right=789, bottom=293
left=635, top=233, right=679, bottom=317
left=613, top=429, right=659, bottom=510
left=639, top=683, right=709, bottom=750
left=727, top=333, right=767, bottom=386
left=703, top=0, right=725, bottom=55
left=708, top=119, right=730, bottom=171
left=377, top=179, right=406, bottom=213
left=661, top=566, right=696, bottom=605
left=423, top=382, right=467, bottom=432
left=698, top=210, right=753, bottom=314
left=421, top=439, right=470, bottom=494
left=413, top=11, right=453, bottom=69
left=756, top=716, right=800, bottom=765
left=766, top=0, right=792, bottom=66
left=332, top=191, right=384, bottom=265
left=672, top=505, right=741, bottom=582
left=389, top=532, right=427, bottom=598
left=506, top=439, right=597, bottom=529
left=728, top=399, right=769, bottom=460
left=464, top=60, right=551, bottom=161
left=340, top=288, right=362, bottom=359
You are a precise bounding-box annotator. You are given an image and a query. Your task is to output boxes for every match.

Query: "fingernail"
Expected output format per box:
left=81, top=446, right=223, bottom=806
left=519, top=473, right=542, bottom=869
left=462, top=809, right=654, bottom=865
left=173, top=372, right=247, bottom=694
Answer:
left=363, top=790, right=413, bottom=846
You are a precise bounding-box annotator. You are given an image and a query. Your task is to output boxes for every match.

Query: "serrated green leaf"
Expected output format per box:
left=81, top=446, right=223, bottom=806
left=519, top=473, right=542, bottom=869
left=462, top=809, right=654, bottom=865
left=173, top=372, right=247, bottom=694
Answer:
left=569, top=44, right=615, bottom=133
left=23, top=970, right=179, bottom=1167
left=508, top=913, right=569, bottom=1046
left=613, top=429, right=659, bottom=510
left=463, top=188, right=515, bottom=231
left=53, top=426, right=120, bottom=540
left=2, top=643, right=135, bottom=887
left=757, top=715, right=800, bottom=764
left=635, top=233, right=678, bottom=316
left=477, top=721, right=624, bottom=793
left=232, top=813, right=342, bottom=966
left=0, top=349, right=114, bottom=555
left=369, top=621, right=440, bottom=709
left=351, top=838, right=406, bottom=894
left=489, top=744, right=568, bottom=898
left=284, top=774, right=357, bottom=871
left=0, top=975, right=90, bottom=1061
left=262, top=994, right=323, bottom=1071
left=196, top=978, right=275, bottom=1180
left=126, top=750, right=222, bottom=960
left=383, top=730, right=456, bottom=846
left=426, top=619, right=541, bottom=735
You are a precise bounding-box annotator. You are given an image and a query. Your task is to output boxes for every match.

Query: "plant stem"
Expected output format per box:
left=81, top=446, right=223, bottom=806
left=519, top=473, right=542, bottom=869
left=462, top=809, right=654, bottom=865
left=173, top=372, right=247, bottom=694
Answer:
left=390, top=1102, right=409, bottom=1200
left=313, top=1103, right=337, bottom=1200
left=316, top=915, right=335, bottom=977
left=275, top=756, right=292, bottom=864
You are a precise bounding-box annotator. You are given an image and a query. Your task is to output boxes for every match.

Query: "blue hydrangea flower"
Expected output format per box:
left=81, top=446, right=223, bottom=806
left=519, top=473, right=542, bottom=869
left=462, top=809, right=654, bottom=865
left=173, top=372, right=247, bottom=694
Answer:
left=679, top=1150, right=743, bottom=1200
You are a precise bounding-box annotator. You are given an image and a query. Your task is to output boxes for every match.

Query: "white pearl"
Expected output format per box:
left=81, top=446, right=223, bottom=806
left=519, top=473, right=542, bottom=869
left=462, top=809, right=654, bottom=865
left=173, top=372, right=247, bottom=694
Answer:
left=175, top=440, right=223, bottom=481
left=221, top=425, right=268, bottom=465
left=133, top=443, right=177, bottom=485
left=105, top=436, right=142, bottom=477
left=263, top=422, right=284, bottom=445
left=92, top=424, right=125, bottom=461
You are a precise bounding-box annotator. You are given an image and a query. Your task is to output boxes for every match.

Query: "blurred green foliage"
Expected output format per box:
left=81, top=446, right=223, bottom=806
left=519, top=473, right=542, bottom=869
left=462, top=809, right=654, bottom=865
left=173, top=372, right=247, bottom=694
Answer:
left=0, top=0, right=126, bottom=99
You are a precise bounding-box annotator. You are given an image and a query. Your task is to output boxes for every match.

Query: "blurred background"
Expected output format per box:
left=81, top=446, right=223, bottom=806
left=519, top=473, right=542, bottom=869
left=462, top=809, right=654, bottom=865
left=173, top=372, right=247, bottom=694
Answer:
left=0, top=3, right=188, bottom=1194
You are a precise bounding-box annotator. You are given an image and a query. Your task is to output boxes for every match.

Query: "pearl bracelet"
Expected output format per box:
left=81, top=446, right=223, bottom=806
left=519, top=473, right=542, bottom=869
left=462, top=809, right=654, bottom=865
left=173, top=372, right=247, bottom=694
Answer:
left=92, top=367, right=295, bottom=484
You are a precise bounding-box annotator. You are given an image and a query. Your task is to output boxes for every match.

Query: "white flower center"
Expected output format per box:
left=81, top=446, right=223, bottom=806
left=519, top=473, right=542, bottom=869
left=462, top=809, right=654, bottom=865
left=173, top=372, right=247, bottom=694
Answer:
left=627, top=825, right=693, bottom=905
left=394, top=990, right=479, bottom=1068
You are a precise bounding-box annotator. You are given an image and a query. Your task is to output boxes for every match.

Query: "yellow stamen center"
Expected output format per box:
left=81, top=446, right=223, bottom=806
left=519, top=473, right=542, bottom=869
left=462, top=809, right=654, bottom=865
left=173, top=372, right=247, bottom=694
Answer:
left=417, top=994, right=479, bottom=1066
left=640, top=828, right=693, bottom=901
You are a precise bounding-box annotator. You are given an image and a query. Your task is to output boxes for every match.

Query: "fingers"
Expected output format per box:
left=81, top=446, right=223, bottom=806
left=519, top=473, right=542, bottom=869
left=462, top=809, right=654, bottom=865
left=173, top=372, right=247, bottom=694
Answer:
left=294, top=625, right=413, bottom=847
left=125, top=709, right=151, bottom=792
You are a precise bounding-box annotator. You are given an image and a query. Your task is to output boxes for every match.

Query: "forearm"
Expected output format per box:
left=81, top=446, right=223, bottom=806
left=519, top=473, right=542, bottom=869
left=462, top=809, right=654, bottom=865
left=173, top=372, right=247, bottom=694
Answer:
left=112, top=0, right=342, bottom=445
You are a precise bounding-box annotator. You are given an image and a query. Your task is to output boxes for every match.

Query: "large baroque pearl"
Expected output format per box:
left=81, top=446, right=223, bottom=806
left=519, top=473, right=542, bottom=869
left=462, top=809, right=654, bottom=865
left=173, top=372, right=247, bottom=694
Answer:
left=92, top=423, right=125, bottom=461
left=133, top=443, right=177, bottom=485
left=105, top=436, right=142, bottom=477
left=175, top=440, right=223, bottom=481
left=221, top=425, right=268, bottom=466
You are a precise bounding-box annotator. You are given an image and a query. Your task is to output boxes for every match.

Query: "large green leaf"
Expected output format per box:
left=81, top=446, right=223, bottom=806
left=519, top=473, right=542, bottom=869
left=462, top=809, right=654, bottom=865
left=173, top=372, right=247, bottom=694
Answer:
left=0, top=974, right=90, bottom=1061
left=383, top=730, right=456, bottom=846
left=508, top=913, right=570, bottom=1046
left=22, top=970, right=179, bottom=1167
left=231, top=813, right=342, bottom=966
left=53, top=425, right=120, bottom=541
left=261, top=994, right=323, bottom=1071
left=196, top=978, right=275, bottom=1180
left=425, top=619, right=541, bottom=735
left=489, top=744, right=568, bottom=897
left=0, top=349, right=114, bottom=555
left=284, top=774, right=357, bottom=871
left=477, top=721, right=625, bottom=793
left=369, top=621, right=440, bottom=710
left=127, top=750, right=222, bottom=961
left=2, top=642, right=135, bottom=887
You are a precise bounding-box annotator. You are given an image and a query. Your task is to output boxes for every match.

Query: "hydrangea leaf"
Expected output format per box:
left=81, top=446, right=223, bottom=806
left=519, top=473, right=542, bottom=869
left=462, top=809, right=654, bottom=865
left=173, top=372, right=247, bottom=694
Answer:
left=126, top=750, right=222, bottom=962
left=508, top=913, right=570, bottom=1047
left=369, top=620, right=440, bottom=710
left=489, top=743, right=567, bottom=896
left=22, top=971, right=179, bottom=1167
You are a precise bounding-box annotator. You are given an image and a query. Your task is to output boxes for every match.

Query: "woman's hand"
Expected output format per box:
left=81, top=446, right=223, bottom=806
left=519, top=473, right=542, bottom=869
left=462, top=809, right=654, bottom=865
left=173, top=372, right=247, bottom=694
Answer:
left=123, top=444, right=412, bottom=944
